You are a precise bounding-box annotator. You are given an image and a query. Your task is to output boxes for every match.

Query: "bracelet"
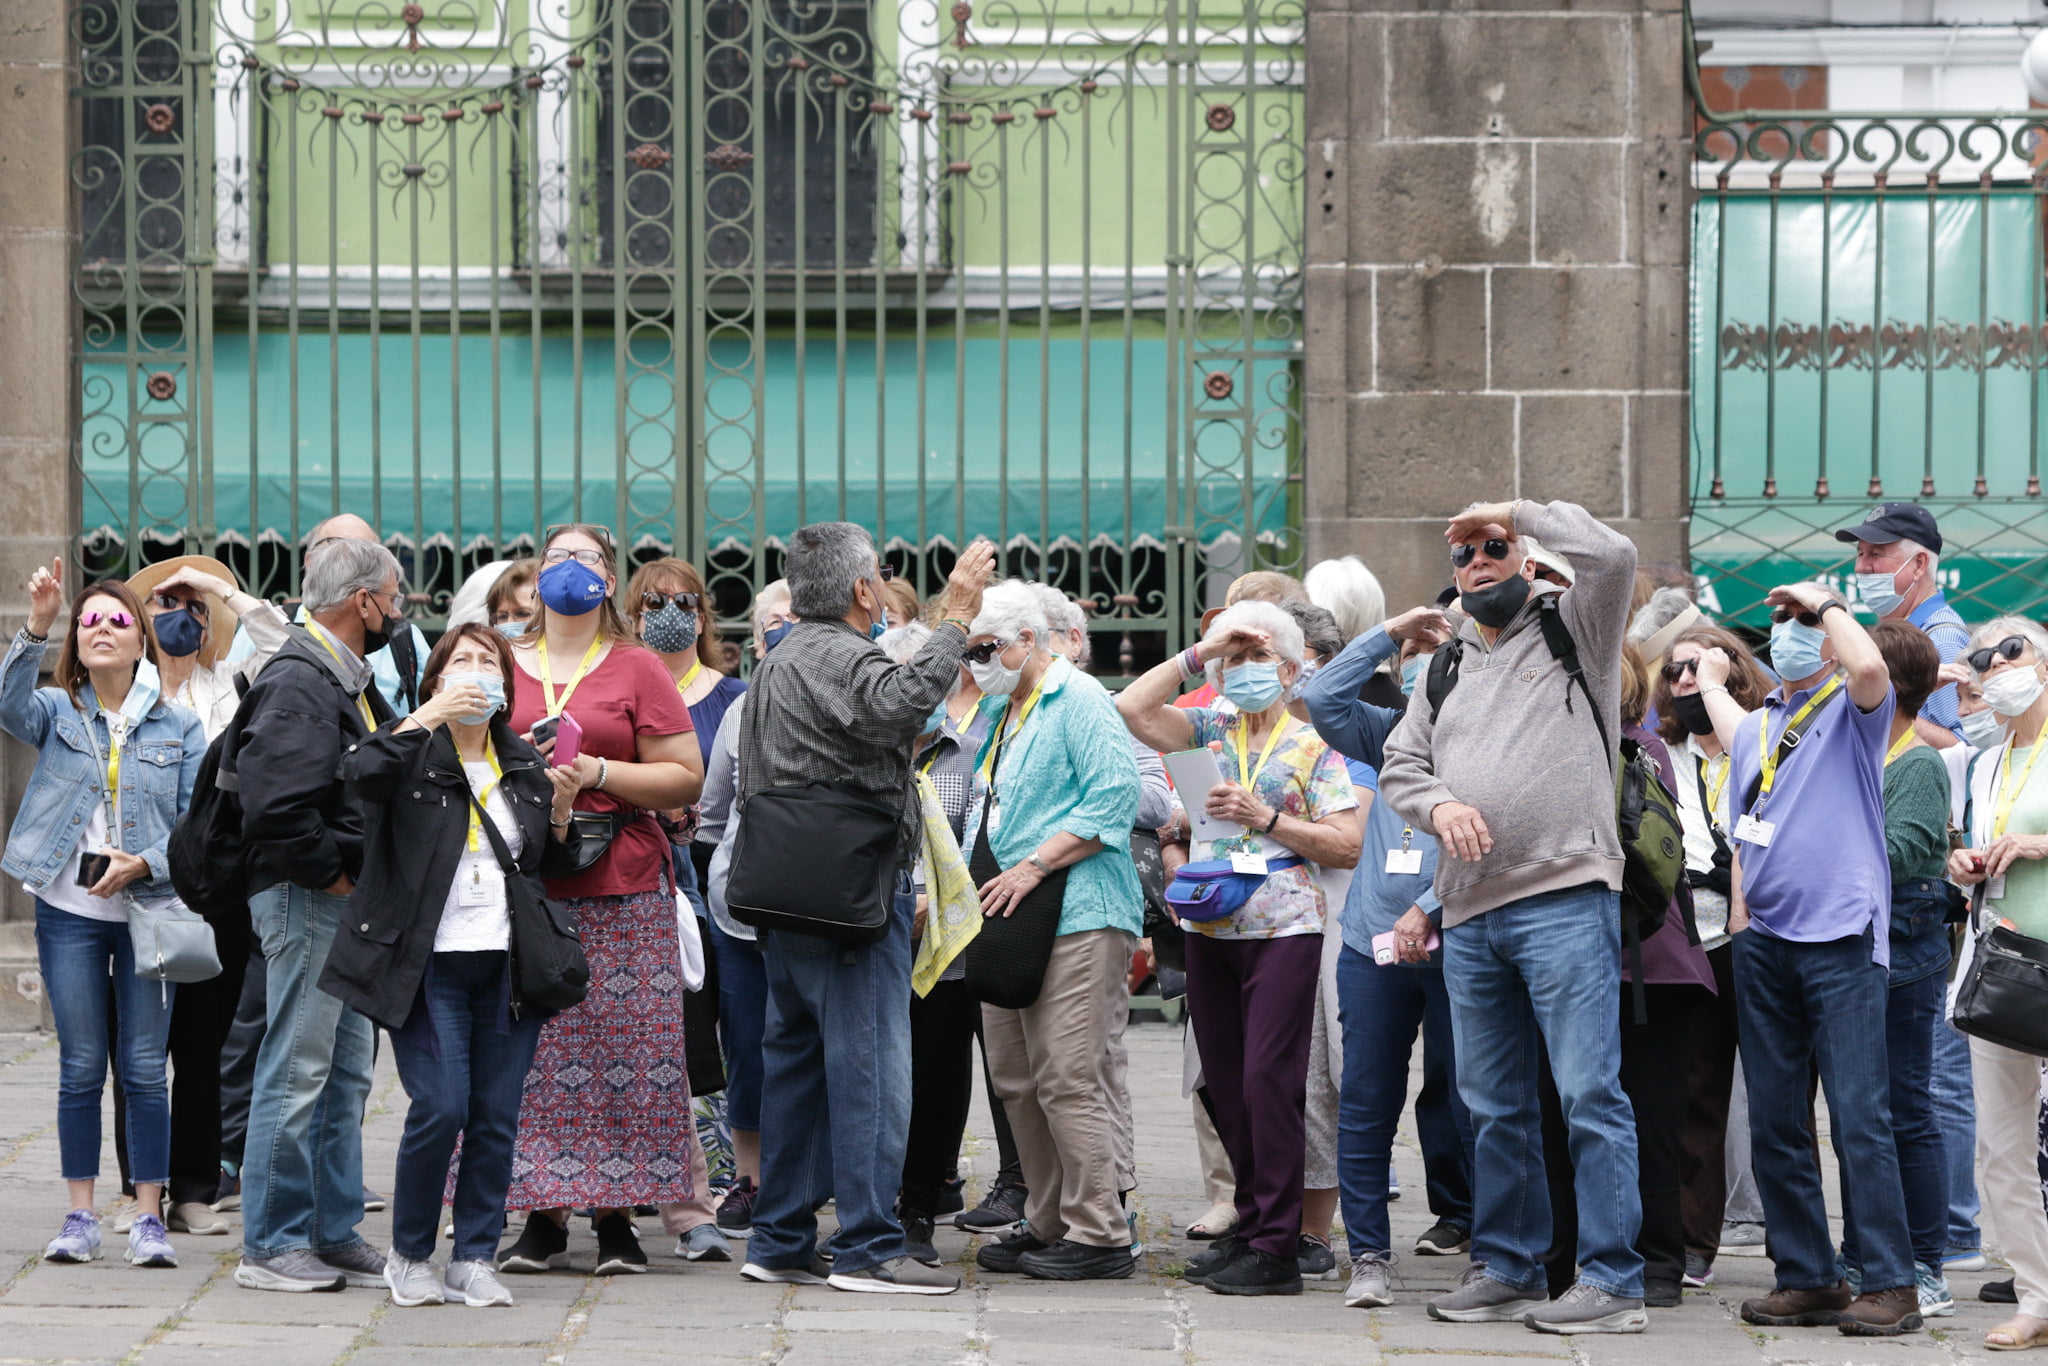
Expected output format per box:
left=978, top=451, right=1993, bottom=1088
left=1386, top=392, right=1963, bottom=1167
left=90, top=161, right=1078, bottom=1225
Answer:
left=942, top=617, right=971, bottom=631
left=1263, top=808, right=1282, bottom=834
left=1179, top=646, right=1204, bottom=680
left=1818, top=599, right=1846, bottom=620
left=19, top=628, right=47, bottom=645
left=549, top=815, right=572, bottom=829
left=595, top=757, right=609, bottom=791
left=1701, top=684, right=1729, bottom=696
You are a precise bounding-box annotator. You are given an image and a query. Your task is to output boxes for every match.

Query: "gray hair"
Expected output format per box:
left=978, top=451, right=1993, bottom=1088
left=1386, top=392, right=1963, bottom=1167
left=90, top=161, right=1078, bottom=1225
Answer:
left=1969, top=616, right=2048, bottom=678
left=878, top=621, right=932, bottom=667
left=971, top=579, right=1049, bottom=646
left=786, top=522, right=876, bottom=621
left=1027, top=582, right=1091, bottom=665
left=1284, top=601, right=1344, bottom=662
left=752, top=579, right=792, bottom=630
left=303, top=537, right=402, bottom=614
left=1303, top=555, right=1386, bottom=643
left=1898, top=536, right=1941, bottom=582
left=1203, top=598, right=1305, bottom=690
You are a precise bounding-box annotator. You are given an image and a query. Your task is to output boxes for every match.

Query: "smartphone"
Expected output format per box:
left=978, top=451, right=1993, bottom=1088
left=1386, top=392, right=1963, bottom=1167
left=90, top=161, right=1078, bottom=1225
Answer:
left=551, top=711, right=584, bottom=768
left=75, top=852, right=111, bottom=890
left=1371, top=927, right=1439, bottom=965
left=527, top=715, right=559, bottom=747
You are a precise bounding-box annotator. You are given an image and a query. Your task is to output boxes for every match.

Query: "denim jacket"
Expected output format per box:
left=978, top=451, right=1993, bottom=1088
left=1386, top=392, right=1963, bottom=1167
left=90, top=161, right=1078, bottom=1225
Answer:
left=0, top=631, right=206, bottom=897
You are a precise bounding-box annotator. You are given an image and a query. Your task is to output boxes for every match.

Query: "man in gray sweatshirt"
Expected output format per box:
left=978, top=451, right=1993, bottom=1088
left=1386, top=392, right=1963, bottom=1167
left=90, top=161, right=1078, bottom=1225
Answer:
left=1379, top=498, right=1643, bottom=1335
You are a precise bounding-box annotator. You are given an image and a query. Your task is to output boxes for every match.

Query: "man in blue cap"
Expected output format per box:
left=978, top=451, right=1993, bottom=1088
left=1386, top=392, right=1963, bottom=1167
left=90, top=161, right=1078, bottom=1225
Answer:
left=1835, top=504, right=1967, bottom=745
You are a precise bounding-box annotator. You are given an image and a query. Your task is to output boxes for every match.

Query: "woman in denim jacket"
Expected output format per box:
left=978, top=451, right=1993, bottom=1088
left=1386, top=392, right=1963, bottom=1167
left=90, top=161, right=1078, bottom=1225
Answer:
left=0, top=562, right=205, bottom=1271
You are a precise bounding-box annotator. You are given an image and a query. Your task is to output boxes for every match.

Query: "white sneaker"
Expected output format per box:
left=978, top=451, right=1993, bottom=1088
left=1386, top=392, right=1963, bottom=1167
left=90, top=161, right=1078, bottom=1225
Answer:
left=385, top=1251, right=446, bottom=1307
left=1345, top=1251, right=1394, bottom=1308
left=445, top=1259, right=516, bottom=1307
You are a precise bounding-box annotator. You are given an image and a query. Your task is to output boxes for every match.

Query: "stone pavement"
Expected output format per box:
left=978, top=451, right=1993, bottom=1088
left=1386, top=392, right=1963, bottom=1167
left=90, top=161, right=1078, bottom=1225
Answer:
left=0, top=1021, right=2029, bottom=1365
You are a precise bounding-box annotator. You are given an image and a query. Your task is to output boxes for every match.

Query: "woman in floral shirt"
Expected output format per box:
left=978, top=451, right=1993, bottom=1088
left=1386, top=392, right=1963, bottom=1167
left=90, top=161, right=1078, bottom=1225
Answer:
left=1120, top=600, right=1362, bottom=1296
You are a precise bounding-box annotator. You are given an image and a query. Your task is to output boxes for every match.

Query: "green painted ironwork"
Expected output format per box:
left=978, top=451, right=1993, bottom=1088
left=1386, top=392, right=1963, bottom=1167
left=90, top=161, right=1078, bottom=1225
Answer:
left=71, top=0, right=1306, bottom=669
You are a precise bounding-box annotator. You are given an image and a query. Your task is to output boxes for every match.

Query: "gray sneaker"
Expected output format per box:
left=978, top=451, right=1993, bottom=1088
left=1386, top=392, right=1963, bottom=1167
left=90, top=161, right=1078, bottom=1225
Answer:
left=385, top=1251, right=446, bottom=1307
left=319, top=1242, right=388, bottom=1288
left=43, top=1209, right=102, bottom=1264
left=827, top=1256, right=961, bottom=1295
left=234, top=1249, right=346, bottom=1292
left=1718, top=1222, right=1767, bottom=1257
left=741, top=1256, right=832, bottom=1285
left=125, top=1213, right=177, bottom=1268
left=1525, top=1281, right=1648, bottom=1335
left=676, top=1224, right=732, bottom=1263
left=1345, top=1251, right=1394, bottom=1308
left=1427, top=1264, right=1550, bottom=1323
left=445, top=1259, right=516, bottom=1307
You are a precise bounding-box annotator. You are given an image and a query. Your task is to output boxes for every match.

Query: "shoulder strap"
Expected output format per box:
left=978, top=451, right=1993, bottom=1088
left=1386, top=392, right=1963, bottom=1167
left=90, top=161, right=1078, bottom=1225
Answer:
left=464, top=783, right=519, bottom=875
left=1424, top=639, right=1464, bottom=722
left=1536, top=596, right=1613, bottom=769
left=1736, top=685, right=1844, bottom=817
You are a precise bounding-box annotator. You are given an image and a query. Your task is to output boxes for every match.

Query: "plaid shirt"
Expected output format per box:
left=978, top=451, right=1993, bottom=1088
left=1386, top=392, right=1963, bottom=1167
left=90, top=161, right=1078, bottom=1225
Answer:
left=738, top=618, right=968, bottom=854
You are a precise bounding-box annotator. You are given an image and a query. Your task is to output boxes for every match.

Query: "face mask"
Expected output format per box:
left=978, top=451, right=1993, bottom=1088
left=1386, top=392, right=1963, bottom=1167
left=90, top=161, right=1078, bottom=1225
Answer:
left=1962, top=707, right=2004, bottom=749
left=925, top=700, right=951, bottom=735
left=1982, top=666, right=2047, bottom=718
left=1670, top=690, right=1715, bottom=736
left=441, top=670, right=506, bottom=726
left=1855, top=565, right=1909, bottom=619
left=538, top=557, right=609, bottom=616
left=641, top=602, right=700, bottom=655
left=866, top=577, right=890, bottom=642
left=1284, top=658, right=1319, bottom=703
left=970, top=652, right=1024, bottom=698
left=1462, top=575, right=1531, bottom=629
left=1222, top=661, right=1286, bottom=713
left=1401, top=654, right=1429, bottom=696
left=762, top=621, right=794, bottom=653
left=152, top=607, right=206, bottom=658
left=360, top=599, right=395, bottom=656
left=1768, top=617, right=1828, bottom=684
left=496, top=619, right=528, bottom=640
left=118, top=659, right=161, bottom=725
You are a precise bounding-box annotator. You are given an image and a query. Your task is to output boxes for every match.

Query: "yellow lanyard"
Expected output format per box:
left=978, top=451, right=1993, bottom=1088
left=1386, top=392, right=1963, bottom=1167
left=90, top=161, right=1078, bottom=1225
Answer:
left=672, top=657, right=704, bottom=699
left=1993, top=738, right=2048, bottom=840
left=979, top=677, right=1048, bottom=784
left=1698, top=752, right=1731, bottom=828
left=464, top=743, right=507, bottom=853
left=1754, top=674, right=1843, bottom=801
left=536, top=637, right=604, bottom=717
left=1233, top=715, right=1294, bottom=791
left=1885, top=730, right=1915, bottom=767
left=308, top=623, right=377, bottom=731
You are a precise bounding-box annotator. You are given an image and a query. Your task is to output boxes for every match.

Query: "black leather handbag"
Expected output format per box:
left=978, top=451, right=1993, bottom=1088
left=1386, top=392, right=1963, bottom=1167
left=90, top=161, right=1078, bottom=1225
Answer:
left=961, top=820, right=1069, bottom=1009
left=726, top=783, right=901, bottom=944
left=468, top=789, right=590, bottom=1014
left=1952, top=919, right=2048, bottom=1057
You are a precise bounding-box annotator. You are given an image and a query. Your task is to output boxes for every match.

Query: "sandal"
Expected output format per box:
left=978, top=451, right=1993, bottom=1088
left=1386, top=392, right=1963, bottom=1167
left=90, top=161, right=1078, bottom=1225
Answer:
left=1986, top=1317, right=2048, bottom=1351
left=1185, top=1202, right=1238, bottom=1241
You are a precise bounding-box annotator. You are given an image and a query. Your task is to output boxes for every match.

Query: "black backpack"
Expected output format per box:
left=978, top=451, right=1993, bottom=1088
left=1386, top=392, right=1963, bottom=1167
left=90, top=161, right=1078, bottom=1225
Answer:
left=167, top=677, right=253, bottom=923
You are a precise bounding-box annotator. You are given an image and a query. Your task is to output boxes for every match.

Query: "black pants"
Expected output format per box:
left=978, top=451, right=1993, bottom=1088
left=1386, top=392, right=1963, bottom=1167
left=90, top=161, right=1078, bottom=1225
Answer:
left=1678, top=942, right=1739, bottom=1261
left=1538, top=982, right=1708, bottom=1297
left=900, top=977, right=1025, bottom=1215
left=217, top=935, right=268, bottom=1168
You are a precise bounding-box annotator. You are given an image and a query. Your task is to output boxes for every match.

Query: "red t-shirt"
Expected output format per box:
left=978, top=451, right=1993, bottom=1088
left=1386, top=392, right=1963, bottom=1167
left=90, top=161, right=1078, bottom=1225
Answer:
left=508, top=640, right=693, bottom=901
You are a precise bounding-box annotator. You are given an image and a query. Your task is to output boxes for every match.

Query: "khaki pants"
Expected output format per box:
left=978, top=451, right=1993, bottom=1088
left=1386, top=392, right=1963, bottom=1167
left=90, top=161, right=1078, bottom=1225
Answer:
left=983, top=927, right=1134, bottom=1249
left=1972, top=1036, right=2048, bottom=1320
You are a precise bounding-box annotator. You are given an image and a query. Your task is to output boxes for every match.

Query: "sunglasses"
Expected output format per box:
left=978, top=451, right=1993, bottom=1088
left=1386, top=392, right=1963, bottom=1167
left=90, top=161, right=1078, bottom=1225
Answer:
left=963, top=638, right=1010, bottom=665
left=150, top=593, right=205, bottom=616
left=1968, top=635, right=2030, bottom=673
left=1450, top=538, right=1511, bottom=569
left=1660, top=657, right=1700, bottom=683
left=1770, top=606, right=1823, bottom=627
left=641, top=591, right=700, bottom=613
left=78, top=610, right=136, bottom=630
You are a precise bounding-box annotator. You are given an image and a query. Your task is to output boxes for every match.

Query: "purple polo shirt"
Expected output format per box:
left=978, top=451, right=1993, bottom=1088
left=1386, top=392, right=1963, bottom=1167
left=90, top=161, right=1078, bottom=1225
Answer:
left=1727, top=675, right=1896, bottom=964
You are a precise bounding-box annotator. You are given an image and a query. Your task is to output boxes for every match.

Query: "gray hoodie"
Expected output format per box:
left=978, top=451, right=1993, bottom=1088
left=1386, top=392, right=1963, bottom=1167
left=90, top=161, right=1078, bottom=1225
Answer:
left=1377, top=500, right=1637, bottom=926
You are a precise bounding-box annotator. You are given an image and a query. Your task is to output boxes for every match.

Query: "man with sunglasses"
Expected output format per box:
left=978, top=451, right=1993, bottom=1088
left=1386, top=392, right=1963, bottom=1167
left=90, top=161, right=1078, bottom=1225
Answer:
left=1378, top=498, right=1646, bottom=1335
left=1723, top=582, right=1922, bottom=1336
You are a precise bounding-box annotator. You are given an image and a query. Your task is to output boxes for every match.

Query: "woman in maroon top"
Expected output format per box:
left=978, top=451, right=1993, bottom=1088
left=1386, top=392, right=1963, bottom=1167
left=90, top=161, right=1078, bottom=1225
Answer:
left=494, top=524, right=703, bottom=1276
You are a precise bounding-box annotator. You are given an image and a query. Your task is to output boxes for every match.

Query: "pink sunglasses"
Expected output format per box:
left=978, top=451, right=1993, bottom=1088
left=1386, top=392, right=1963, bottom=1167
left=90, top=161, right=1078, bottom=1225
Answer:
left=78, top=610, right=136, bottom=630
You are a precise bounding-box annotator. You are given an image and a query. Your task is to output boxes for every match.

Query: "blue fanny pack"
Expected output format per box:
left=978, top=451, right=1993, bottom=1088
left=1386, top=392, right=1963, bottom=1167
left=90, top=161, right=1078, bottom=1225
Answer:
left=1164, top=856, right=1305, bottom=924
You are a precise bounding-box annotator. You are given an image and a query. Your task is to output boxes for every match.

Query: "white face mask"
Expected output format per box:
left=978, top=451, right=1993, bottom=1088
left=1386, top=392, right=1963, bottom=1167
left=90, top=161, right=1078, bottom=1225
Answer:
left=1982, top=666, right=2047, bottom=718
left=1961, top=707, right=2004, bottom=749
left=970, top=652, right=1024, bottom=698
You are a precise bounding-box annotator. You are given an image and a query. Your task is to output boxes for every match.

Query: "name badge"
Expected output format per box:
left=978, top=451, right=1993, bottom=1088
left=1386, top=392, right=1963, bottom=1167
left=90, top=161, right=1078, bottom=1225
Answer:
left=458, top=867, right=496, bottom=907
left=1987, top=874, right=2008, bottom=903
left=985, top=799, right=1001, bottom=834
left=1230, top=852, right=1269, bottom=876
left=1734, top=814, right=1776, bottom=848
left=1385, top=848, right=1424, bottom=876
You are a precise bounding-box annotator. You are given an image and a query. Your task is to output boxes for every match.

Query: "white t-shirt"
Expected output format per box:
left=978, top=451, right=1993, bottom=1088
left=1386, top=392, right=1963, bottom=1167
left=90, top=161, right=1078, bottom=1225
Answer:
left=39, top=707, right=128, bottom=923
left=433, top=759, right=521, bottom=953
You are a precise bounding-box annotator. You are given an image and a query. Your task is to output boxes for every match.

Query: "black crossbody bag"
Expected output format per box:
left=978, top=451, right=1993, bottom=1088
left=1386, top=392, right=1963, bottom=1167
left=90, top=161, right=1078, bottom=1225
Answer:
left=466, top=786, right=590, bottom=1014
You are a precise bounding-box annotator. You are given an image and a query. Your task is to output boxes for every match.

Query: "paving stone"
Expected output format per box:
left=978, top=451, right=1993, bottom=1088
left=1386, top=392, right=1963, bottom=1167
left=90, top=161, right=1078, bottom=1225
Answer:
left=783, top=1306, right=975, bottom=1333
left=983, top=1308, right=1177, bottom=1349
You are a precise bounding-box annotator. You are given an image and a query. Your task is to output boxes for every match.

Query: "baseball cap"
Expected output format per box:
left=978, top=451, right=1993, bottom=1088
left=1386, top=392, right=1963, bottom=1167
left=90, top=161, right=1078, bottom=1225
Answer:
left=1833, top=502, right=1942, bottom=556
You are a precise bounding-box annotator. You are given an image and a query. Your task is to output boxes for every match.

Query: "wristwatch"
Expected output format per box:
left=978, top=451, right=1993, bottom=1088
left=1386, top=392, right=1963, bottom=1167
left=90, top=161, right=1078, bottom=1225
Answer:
left=1027, top=854, right=1053, bottom=877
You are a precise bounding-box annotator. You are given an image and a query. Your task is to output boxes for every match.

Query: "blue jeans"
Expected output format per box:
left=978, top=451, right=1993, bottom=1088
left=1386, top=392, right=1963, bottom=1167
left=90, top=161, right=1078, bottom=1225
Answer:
left=709, top=914, right=767, bottom=1134
left=1838, top=965, right=1948, bottom=1272
left=1734, top=925, right=1915, bottom=1293
left=35, top=901, right=175, bottom=1183
left=1931, top=1012, right=1982, bottom=1255
left=747, top=876, right=914, bottom=1274
left=1443, top=884, right=1643, bottom=1297
left=1335, top=943, right=1473, bottom=1256
left=386, top=951, right=543, bottom=1263
left=240, top=881, right=376, bottom=1260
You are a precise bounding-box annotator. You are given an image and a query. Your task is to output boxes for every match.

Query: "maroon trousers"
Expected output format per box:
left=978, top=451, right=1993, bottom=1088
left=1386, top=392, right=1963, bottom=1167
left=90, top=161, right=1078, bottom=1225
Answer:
left=1184, top=931, right=1322, bottom=1257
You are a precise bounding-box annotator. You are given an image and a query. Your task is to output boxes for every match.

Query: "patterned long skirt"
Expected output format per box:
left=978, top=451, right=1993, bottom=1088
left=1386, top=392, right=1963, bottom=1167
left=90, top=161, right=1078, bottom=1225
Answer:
left=505, top=886, right=694, bottom=1209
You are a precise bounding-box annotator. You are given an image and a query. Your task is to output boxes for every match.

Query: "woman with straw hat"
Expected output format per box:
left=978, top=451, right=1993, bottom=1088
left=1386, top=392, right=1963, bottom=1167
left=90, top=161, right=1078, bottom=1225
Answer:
left=125, top=555, right=290, bottom=739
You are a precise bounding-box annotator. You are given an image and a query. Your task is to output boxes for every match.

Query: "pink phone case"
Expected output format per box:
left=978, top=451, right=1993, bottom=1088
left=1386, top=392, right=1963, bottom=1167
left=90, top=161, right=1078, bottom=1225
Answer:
left=1370, top=927, right=1440, bottom=963
left=552, top=711, right=583, bottom=768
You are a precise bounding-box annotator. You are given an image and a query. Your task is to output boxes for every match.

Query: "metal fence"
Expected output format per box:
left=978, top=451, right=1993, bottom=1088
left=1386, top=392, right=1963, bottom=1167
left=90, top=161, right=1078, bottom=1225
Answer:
left=71, top=0, right=1305, bottom=667
left=1688, top=15, right=2048, bottom=628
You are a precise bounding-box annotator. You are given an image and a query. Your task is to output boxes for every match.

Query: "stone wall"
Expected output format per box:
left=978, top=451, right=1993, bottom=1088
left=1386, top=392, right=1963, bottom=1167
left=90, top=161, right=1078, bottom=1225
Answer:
left=1303, top=0, right=1690, bottom=614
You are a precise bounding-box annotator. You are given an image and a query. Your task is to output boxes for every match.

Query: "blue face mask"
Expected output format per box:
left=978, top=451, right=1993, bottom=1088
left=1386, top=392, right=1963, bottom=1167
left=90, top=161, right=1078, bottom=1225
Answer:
left=926, top=700, right=951, bottom=735
left=537, top=557, right=609, bottom=616
left=762, top=621, right=794, bottom=653
left=496, top=619, right=527, bottom=639
left=152, top=606, right=206, bottom=658
left=441, top=670, right=506, bottom=726
left=1400, top=653, right=1429, bottom=696
left=1769, top=617, right=1829, bottom=684
left=1221, top=661, right=1286, bottom=713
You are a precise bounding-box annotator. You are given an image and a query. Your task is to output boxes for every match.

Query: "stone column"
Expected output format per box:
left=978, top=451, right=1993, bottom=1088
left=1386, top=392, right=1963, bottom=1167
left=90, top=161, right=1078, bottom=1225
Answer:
left=1303, top=0, right=1689, bottom=614
left=0, top=0, right=81, bottom=952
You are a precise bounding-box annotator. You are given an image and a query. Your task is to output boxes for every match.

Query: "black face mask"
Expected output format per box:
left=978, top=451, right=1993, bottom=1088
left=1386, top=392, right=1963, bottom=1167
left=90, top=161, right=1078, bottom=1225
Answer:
left=1461, top=575, right=1530, bottom=629
left=361, top=598, right=395, bottom=657
left=1670, top=690, right=1715, bottom=736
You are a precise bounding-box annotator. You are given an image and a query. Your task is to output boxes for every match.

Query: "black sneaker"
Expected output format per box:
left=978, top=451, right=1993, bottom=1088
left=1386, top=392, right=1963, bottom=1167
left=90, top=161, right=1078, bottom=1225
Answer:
left=716, top=1177, right=757, bottom=1240
left=1182, top=1235, right=1245, bottom=1284
left=593, top=1213, right=648, bottom=1275
left=1298, top=1234, right=1339, bottom=1282
left=934, top=1178, right=967, bottom=1218
left=976, top=1229, right=1049, bottom=1273
left=956, top=1181, right=1027, bottom=1233
left=1413, top=1220, right=1471, bottom=1256
left=1644, top=1278, right=1682, bottom=1308
left=1985, top=1278, right=2019, bottom=1305
left=1017, top=1239, right=1135, bottom=1281
left=900, top=1211, right=940, bottom=1267
left=1205, top=1247, right=1303, bottom=1296
left=496, top=1213, right=570, bottom=1273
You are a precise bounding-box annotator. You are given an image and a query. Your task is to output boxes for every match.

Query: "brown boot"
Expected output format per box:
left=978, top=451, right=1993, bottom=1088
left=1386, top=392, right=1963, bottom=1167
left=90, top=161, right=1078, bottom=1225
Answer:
left=1838, top=1286, right=1924, bottom=1337
left=1741, top=1281, right=1853, bottom=1327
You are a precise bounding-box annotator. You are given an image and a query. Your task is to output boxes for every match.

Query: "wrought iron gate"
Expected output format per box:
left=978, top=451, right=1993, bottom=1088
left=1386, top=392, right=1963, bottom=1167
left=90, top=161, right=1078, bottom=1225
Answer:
left=72, top=0, right=1305, bottom=667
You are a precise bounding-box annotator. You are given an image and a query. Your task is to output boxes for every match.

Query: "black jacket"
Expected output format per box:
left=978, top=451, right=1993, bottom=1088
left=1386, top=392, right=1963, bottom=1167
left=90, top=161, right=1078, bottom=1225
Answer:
left=227, top=627, right=398, bottom=893
left=318, top=718, right=581, bottom=1029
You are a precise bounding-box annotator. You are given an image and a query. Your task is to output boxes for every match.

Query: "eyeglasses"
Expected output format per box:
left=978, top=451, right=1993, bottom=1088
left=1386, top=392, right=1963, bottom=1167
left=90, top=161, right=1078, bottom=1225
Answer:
left=149, top=593, right=205, bottom=617
left=879, top=565, right=896, bottom=582
left=1449, top=539, right=1512, bottom=569
left=641, top=591, right=700, bottom=613
left=1770, top=606, right=1822, bottom=627
left=78, top=610, right=135, bottom=630
left=361, top=587, right=411, bottom=619
left=963, top=638, right=1010, bottom=665
left=543, top=547, right=605, bottom=567
left=1660, top=658, right=1700, bottom=683
left=1968, top=635, right=2030, bottom=673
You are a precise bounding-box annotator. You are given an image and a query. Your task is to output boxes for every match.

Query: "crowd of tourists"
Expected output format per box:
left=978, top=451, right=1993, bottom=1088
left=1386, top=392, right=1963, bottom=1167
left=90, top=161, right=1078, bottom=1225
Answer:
left=12, top=497, right=2048, bottom=1345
